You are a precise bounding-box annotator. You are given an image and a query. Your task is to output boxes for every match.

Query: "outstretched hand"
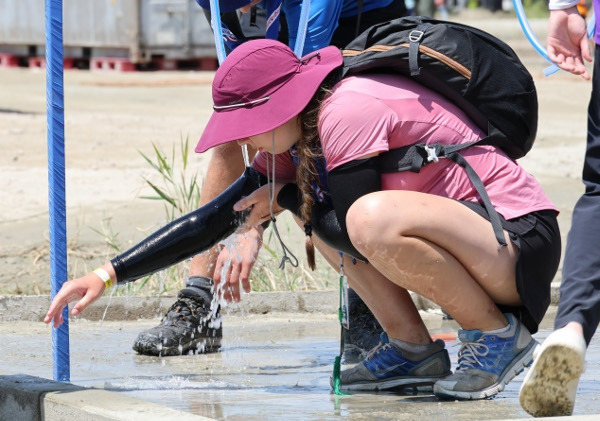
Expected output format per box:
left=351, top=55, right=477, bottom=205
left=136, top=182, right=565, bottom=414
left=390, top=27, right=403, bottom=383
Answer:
left=44, top=271, right=108, bottom=328
left=547, top=7, right=592, bottom=80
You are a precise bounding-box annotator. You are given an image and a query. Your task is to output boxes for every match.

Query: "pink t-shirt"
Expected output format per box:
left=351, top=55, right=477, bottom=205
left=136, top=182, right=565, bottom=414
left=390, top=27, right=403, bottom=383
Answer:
left=253, top=74, right=557, bottom=220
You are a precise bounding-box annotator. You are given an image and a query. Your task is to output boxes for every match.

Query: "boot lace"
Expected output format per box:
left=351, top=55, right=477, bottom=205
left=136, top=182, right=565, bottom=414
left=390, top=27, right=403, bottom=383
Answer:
left=457, top=339, right=490, bottom=370
left=162, top=296, right=202, bottom=328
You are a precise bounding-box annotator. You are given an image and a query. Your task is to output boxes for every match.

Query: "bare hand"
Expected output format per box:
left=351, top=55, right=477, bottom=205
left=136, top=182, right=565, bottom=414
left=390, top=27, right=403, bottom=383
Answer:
left=44, top=272, right=107, bottom=328
left=214, top=227, right=263, bottom=302
left=233, top=183, right=286, bottom=229
left=547, top=8, right=592, bottom=80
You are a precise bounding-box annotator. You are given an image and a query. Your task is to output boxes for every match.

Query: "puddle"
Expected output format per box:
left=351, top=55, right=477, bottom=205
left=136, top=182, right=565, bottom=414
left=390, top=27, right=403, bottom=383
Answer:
left=2, top=310, right=599, bottom=420
left=105, top=327, right=600, bottom=421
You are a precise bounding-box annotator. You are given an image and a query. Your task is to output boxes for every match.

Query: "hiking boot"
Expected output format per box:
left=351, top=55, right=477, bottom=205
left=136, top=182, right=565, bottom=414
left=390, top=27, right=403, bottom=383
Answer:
left=336, top=332, right=452, bottom=392
left=433, top=313, right=537, bottom=400
left=519, top=327, right=586, bottom=417
left=133, top=286, right=222, bottom=356
left=342, top=288, right=384, bottom=364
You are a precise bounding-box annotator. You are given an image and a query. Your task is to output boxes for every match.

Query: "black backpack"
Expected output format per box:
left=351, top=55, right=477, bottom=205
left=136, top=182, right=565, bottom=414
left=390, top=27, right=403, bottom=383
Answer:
left=340, top=16, right=539, bottom=247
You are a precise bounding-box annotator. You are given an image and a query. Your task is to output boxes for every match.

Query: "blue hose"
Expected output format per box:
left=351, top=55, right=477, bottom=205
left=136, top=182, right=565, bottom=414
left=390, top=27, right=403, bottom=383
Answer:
left=294, top=0, right=311, bottom=57
left=513, top=0, right=595, bottom=76
left=209, top=0, right=226, bottom=65
left=209, top=0, right=251, bottom=164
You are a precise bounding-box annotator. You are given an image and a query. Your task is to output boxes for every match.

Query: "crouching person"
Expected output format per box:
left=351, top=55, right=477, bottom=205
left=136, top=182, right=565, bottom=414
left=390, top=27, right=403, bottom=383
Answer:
left=45, top=39, right=561, bottom=401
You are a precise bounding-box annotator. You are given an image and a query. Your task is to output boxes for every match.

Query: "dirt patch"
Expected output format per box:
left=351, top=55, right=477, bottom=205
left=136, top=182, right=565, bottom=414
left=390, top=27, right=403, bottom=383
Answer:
left=0, top=13, right=593, bottom=295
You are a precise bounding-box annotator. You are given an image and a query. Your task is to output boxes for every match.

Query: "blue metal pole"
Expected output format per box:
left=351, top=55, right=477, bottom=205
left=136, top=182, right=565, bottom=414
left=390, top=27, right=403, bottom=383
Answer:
left=46, top=0, right=70, bottom=382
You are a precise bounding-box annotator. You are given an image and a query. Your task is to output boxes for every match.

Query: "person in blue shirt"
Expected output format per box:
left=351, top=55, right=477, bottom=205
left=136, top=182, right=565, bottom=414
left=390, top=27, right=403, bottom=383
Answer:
left=132, top=0, right=407, bottom=361
left=198, top=0, right=406, bottom=55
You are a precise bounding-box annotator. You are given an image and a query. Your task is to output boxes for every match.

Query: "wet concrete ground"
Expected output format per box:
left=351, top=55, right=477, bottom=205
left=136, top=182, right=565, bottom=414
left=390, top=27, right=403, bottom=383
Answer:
left=1, top=9, right=597, bottom=421
left=1, top=304, right=599, bottom=420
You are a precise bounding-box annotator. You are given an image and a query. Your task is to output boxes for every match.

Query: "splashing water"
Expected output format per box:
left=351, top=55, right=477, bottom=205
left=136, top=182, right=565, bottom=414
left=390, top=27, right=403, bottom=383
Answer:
left=99, top=283, right=119, bottom=326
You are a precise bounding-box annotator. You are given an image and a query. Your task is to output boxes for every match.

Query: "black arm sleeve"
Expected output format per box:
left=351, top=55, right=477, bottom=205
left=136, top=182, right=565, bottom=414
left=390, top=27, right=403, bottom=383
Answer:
left=110, top=167, right=268, bottom=284
left=327, top=157, right=382, bottom=233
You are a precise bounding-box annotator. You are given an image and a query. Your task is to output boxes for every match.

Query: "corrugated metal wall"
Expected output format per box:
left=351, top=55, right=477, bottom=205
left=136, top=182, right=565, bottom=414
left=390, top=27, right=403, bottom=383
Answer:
left=0, top=0, right=216, bottom=62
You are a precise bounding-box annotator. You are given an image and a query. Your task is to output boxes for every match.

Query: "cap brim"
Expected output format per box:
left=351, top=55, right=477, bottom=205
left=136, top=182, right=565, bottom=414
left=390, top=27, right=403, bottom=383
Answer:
left=195, top=45, right=342, bottom=154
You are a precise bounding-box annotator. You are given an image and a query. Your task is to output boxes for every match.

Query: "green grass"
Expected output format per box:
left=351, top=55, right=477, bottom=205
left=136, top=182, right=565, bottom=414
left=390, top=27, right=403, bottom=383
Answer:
left=520, top=0, right=551, bottom=19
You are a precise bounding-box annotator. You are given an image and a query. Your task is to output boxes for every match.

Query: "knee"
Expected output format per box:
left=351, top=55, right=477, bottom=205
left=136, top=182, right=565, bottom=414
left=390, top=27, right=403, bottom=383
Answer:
left=346, top=194, right=387, bottom=256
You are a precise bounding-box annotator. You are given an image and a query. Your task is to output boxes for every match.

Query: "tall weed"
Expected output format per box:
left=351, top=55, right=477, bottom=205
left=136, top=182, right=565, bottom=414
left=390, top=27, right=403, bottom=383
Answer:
left=95, top=136, right=336, bottom=296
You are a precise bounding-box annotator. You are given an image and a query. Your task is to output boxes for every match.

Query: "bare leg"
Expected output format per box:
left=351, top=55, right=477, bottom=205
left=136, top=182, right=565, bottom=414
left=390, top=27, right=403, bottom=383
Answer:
left=311, top=233, right=432, bottom=345
left=346, top=190, right=520, bottom=331
left=309, top=231, right=453, bottom=392
left=344, top=191, right=541, bottom=399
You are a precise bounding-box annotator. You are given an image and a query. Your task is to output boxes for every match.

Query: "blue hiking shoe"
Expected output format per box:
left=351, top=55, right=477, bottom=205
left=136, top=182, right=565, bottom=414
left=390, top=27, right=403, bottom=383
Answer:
left=336, top=332, right=452, bottom=392
left=433, top=313, right=537, bottom=400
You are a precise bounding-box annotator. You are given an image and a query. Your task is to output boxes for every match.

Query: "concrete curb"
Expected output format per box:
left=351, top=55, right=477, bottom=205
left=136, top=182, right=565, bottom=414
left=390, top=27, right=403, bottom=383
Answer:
left=0, top=372, right=215, bottom=421
left=0, top=283, right=562, bottom=322
left=0, top=290, right=340, bottom=322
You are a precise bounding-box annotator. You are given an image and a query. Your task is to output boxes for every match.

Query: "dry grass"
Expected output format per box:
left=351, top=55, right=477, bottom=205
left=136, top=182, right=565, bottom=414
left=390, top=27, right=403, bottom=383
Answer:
left=96, top=137, right=337, bottom=297
left=1, top=136, right=337, bottom=296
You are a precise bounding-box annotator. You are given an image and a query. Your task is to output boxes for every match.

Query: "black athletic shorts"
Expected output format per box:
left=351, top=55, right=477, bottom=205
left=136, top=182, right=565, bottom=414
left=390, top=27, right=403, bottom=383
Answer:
left=460, top=201, right=561, bottom=334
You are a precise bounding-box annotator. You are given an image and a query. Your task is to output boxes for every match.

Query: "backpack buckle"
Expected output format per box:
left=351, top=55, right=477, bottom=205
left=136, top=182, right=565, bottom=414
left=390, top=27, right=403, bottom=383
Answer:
left=424, top=145, right=440, bottom=163
left=409, top=30, right=424, bottom=43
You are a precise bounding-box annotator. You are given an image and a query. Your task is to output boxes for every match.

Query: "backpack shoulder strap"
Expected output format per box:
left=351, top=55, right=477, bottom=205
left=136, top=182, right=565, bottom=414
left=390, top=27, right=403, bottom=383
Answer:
left=408, top=21, right=432, bottom=76
left=378, top=141, right=508, bottom=248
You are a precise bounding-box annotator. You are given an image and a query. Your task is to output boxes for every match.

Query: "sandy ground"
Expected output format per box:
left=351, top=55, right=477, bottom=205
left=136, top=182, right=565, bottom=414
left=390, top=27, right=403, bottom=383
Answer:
left=0, top=11, right=593, bottom=295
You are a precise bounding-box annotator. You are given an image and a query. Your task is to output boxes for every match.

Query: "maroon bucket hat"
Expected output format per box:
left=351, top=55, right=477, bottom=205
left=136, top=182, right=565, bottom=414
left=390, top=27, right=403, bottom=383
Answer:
left=195, top=39, right=343, bottom=153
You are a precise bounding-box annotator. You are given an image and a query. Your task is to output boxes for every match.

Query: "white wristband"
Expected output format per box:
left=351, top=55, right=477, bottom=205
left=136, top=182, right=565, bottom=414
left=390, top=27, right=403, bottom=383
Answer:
left=94, top=267, right=113, bottom=289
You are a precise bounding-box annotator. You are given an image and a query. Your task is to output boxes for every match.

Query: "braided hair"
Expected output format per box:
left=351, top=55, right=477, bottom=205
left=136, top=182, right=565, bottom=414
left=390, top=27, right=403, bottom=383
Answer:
left=294, top=70, right=341, bottom=270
